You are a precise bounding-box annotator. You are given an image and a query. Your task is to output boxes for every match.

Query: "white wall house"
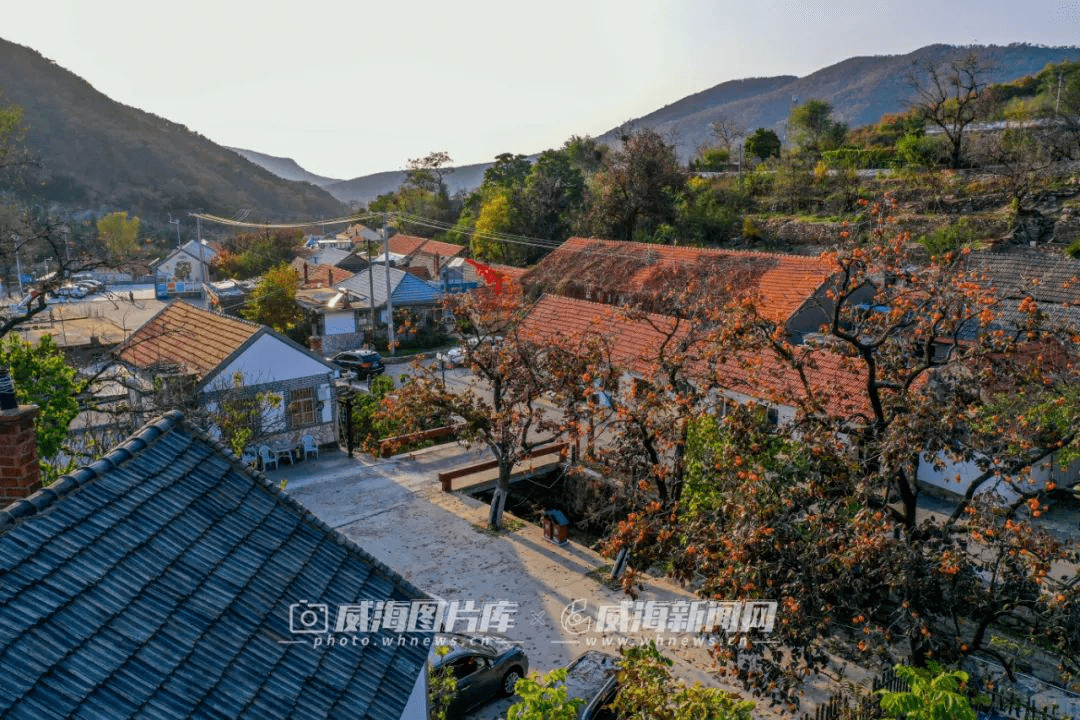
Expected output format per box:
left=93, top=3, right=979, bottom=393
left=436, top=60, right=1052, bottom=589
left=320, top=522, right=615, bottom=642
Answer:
left=154, top=240, right=218, bottom=298
left=117, top=301, right=340, bottom=449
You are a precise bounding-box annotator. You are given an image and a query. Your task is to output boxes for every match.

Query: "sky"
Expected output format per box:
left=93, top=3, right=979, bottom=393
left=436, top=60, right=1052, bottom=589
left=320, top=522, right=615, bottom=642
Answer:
left=3, top=1, right=1079, bottom=180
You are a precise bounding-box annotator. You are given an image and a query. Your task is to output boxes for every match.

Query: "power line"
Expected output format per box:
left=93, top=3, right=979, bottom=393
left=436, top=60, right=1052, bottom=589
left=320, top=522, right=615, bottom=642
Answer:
left=190, top=212, right=380, bottom=229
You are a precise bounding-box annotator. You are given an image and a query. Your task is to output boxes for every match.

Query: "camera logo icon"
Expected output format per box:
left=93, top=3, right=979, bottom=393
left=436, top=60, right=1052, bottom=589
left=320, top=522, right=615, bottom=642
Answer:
left=290, top=601, right=329, bottom=634
left=561, top=599, right=591, bottom=635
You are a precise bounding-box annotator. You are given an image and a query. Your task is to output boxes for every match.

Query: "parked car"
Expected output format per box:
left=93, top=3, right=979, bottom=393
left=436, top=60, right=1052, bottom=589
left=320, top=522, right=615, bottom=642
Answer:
left=429, top=632, right=529, bottom=718
left=329, top=350, right=385, bottom=379
left=564, top=651, right=619, bottom=720
left=436, top=346, right=465, bottom=368
left=53, top=284, right=87, bottom=299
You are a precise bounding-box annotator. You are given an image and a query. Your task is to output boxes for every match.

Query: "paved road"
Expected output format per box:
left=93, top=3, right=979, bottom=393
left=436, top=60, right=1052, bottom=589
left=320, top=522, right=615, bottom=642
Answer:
left=271, top=445, right=782, bottom=719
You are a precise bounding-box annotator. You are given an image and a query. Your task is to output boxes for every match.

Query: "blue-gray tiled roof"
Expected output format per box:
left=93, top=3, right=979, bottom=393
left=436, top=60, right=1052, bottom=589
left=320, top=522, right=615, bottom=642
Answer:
left=0, top=412, right=429, bottom=720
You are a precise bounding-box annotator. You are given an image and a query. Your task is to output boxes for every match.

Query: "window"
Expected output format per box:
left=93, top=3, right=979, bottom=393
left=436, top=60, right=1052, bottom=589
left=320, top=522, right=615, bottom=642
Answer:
left=288, top=387, right=317, bottom=428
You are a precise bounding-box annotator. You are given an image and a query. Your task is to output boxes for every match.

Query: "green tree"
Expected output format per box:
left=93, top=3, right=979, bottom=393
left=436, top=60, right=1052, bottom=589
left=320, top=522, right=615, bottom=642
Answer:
left=0, top=93, right=29, bottom=177
left=789, top=99, right=847, bottom=153
left=878, top=663, right=978, bottom=720
left=242, top=263, right=302, bottom=333
left=483, top=152, right=531, bottom=189
left=96, top=211, right=141, bottom=260
left=585, top=128, right=686, bottom=242
left=428, top=645, right=457, bottom=720
left=213, top=229, right=303, bottom=279
left=689, top=146, right=731, bottom=171
left=372, top=151, right=460, bottom=237
left=1, top=335, right=82, bottom=479
left=560, top=134, right=608, bottom=174
left=675, top=176, right=740, bottom=246
left=610, top=643, right=755, bottom=720
left=506, top=668, right=583, bottom=720
left=520, top=149, right=585, bottom=253
left=744, top=128, right=781, bottom=162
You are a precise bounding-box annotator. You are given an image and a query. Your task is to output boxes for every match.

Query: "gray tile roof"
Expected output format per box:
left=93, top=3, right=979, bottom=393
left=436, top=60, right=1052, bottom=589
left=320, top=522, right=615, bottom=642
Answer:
left=964, top=251, right=1080, bottom=305
left=0, top=412, right=429, bottom=720
left=336, top=266, right=442, bottom=309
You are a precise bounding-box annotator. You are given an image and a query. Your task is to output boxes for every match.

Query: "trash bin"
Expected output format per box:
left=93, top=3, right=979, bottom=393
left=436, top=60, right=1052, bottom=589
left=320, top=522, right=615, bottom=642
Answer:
left=543, top=509, right=570, bottom=545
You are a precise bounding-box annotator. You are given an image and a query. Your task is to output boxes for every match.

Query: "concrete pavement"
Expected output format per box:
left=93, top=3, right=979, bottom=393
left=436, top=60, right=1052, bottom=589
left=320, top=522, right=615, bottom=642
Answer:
left=270, top=443, right=790, bottom=719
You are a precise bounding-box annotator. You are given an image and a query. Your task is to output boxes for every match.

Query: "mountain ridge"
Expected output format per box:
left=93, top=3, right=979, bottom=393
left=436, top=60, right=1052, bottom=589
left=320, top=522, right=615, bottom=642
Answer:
left=0, top=37, right=350, bottom=228
left=238, top=44, right=1080, bottom=206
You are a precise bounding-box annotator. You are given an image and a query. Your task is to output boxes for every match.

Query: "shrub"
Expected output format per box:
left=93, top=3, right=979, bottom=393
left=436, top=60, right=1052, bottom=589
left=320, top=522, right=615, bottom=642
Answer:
left=918, top=217, right=983, bottom=258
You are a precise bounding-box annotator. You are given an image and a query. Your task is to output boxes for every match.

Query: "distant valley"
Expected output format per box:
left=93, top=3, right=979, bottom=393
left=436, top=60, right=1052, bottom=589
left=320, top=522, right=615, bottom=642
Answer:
left=2, top=37, right=1078, bottom=220
left=236, top=43, right=1080, bottom=207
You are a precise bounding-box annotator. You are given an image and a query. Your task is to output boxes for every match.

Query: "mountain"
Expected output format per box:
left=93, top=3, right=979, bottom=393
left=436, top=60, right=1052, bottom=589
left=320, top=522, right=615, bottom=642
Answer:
left=244, top=44, right=1080, bottom=206
left=603, top=44, right=1080, bottom=162
left=226, top=147, right=341, bottom=187
left=320, top=162, right=491, bottom=207
left=0, top=38, right=349, bottom=226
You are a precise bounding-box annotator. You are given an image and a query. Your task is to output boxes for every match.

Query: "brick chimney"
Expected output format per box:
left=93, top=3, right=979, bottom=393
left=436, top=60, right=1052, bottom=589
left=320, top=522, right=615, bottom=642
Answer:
left=0, top=367, right=40, bottom=505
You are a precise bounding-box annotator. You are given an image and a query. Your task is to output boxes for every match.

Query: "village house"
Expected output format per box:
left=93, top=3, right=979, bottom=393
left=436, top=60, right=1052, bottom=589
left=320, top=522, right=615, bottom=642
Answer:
left=296, top=265, right=444, bottom=355
left=152, top=239, right=218, bottom=299
left=520, top=287, right=1080, bottom=503
left=385, top=234, right=467, bottom=285
left=290, top=257, right=354, bottom=290
left=519, top=237, right=844, bottom=342
left=115, top=301, right=339, bottom=450
left=0, top=408, right=430, bottom=719
left=519, top=293, right=868, bottom=429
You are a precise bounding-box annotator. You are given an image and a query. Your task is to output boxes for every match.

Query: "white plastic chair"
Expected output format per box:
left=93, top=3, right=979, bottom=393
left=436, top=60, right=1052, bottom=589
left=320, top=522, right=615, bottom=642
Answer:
left=301, top=435, right=319, bottom=460
left=241, top=447, right=258, bottom=468
left=258, top=445, right=278, bottom=471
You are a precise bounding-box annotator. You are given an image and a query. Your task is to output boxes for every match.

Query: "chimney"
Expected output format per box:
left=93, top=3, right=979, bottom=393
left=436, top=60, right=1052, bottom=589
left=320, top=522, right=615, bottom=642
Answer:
left=303, top=262, right=309, bottom=284
left=0, top=367, right=40, bottom=505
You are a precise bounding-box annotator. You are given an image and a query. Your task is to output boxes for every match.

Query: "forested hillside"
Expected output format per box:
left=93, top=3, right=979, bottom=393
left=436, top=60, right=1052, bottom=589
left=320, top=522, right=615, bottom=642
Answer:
left=0, top=38, right=349, bottom=227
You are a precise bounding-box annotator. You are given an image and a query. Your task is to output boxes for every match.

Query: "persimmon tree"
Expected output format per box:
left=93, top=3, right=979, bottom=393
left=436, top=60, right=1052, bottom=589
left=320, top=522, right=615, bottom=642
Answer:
left=382, top=287, right=604, bottom=529
left=603, top=198, right=1080, bottom=704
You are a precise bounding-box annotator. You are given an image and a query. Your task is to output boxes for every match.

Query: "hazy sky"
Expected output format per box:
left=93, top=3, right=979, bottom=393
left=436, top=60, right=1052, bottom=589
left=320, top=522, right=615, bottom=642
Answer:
left=3, top=1, right=1079, bottom=179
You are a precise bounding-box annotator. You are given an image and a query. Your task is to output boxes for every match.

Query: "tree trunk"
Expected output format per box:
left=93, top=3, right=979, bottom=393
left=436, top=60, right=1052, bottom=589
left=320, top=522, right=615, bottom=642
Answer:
left=487, top=461, right=512, bottom=529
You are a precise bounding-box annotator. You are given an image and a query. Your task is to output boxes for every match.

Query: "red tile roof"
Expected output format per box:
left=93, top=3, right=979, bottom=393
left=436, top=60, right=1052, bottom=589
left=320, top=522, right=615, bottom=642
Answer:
left=419, top=238, right=466, bottom=259
left=522, top=237, right=836, bottom=325
left=290, top=258, right=354, bottom=289
left=118, top=302, right=260, bottom=380
left=387, top=234, right=429, bottom=256
left=387, top=234, right=465, bottom=261
left=520, top=294, right=867, bottom=417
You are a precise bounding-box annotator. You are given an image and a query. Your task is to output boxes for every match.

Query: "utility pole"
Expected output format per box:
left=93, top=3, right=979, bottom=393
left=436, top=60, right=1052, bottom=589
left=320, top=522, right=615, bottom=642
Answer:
left=169, top=217, right=181, bottom=249
left=366, top=237, right=376, bottom=343
left=382, top=220, right=395, bottom=355
left=14, top=241, right=23, bottom=297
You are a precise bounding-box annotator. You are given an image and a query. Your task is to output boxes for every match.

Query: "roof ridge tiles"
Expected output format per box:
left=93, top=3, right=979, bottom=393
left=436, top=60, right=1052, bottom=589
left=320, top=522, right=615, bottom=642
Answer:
left=0, top=411, right=182, bottom=532
left=562, top=236, right=829, bottom=264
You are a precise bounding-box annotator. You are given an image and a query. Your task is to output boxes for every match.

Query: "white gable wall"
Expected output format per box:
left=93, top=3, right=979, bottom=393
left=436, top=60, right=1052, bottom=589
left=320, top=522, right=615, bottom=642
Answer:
left=203, top=333, right=333, bottom=393
left=325, top=311, right=357, bottom=336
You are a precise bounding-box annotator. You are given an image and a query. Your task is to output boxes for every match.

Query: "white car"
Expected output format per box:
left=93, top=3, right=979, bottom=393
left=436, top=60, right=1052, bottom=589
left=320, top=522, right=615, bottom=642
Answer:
left=436, top=346, right=465, bottom=368
left=55, top=284, right=87, bottom=299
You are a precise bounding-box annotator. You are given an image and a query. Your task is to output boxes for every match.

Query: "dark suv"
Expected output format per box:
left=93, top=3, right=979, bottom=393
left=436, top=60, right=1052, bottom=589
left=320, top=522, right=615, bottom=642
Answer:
left=330, top=350, right=385, bottom=380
